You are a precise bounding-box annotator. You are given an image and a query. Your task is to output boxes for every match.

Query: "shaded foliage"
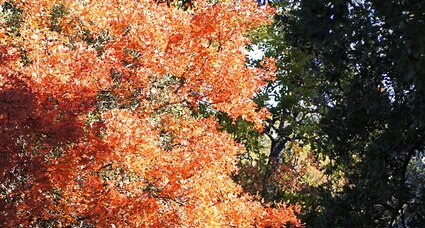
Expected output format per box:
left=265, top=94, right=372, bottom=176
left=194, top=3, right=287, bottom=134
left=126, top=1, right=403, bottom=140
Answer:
left=248, top=0, right=425, bottom=226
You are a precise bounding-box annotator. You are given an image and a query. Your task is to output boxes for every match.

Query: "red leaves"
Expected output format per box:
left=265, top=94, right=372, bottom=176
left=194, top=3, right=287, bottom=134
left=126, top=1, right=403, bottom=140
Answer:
left=0, top=0, right=299, bottom=226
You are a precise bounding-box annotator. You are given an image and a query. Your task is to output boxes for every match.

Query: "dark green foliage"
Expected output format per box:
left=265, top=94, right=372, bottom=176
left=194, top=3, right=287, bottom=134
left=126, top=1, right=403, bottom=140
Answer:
left=216, top=112, right=271, bottom=197
left=217, top=112, right=263, bottom=153
left=231, top=0, right=425, bottom=226
left=255, top=0, right=425, bottom=226
left=1, top=1, right=23, bottom=36
left=50, top=3, right=68, bottom=33
left=241, top=2, right=329, bottom=222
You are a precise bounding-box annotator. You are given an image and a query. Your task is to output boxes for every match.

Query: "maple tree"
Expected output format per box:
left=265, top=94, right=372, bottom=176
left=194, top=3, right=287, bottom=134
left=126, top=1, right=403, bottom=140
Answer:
left=0, top=0, right=300, bottom=226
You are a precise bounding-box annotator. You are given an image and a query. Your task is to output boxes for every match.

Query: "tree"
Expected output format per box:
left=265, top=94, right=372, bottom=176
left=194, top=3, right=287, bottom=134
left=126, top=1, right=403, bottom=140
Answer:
left=228, top=2, right=330, bottom=222
left=0, top=0, right=300, bottom=226
left=224, top=0, right=425, bottom=226
left=255, top=0, right=425, bottom=226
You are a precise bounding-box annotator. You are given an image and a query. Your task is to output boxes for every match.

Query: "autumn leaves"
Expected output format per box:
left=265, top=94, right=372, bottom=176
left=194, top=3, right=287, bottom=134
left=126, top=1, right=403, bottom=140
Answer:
left=0, top=0, right=298, bottom=226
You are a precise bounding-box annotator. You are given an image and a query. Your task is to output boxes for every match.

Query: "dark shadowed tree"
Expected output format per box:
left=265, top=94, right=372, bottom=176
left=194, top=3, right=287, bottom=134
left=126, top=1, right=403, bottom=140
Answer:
left=264, top=0, right=425, bottom=226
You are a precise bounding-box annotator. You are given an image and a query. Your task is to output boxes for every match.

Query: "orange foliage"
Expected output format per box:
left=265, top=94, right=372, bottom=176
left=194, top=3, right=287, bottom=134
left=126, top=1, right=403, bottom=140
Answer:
left=0, top=0, right=299, bottom=226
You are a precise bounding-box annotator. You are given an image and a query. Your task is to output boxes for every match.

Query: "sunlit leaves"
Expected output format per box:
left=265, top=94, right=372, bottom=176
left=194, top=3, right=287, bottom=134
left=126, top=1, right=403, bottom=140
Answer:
left=0, top=0, right=299, bottom=226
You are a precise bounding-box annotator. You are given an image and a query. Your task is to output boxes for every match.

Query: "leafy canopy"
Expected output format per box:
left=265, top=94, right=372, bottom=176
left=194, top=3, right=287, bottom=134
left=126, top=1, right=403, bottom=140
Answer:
left=0, top=0, right=300, bottom=226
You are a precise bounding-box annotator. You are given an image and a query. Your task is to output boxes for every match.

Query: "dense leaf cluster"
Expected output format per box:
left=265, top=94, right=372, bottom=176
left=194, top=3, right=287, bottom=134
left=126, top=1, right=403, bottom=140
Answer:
left=0, top=0, right=300, bottom=226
